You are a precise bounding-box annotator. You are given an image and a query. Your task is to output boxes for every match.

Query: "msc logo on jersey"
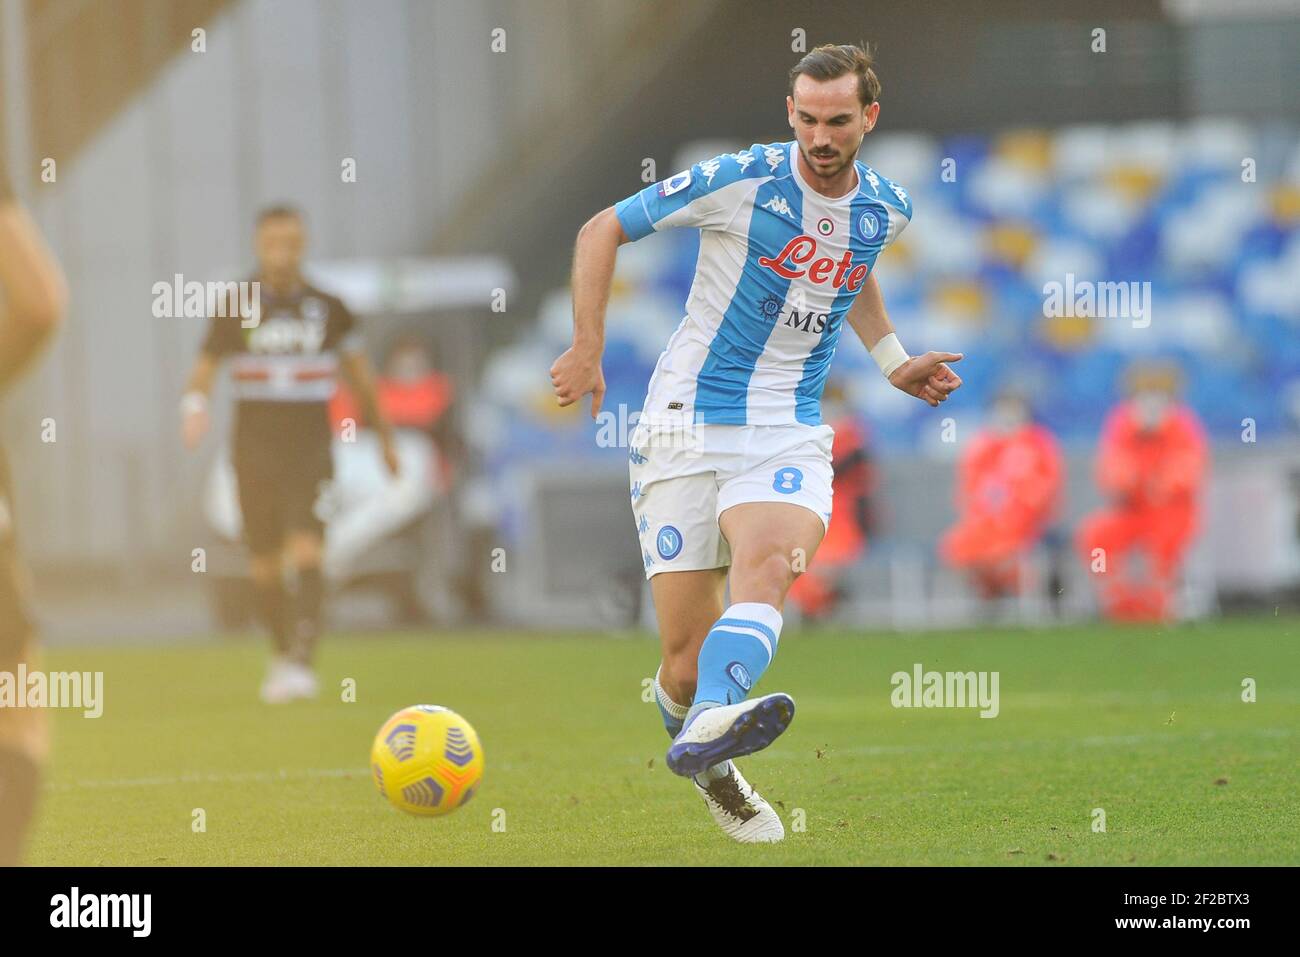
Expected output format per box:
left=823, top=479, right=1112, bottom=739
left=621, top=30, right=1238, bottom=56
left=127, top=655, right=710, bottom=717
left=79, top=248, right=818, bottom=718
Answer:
left=758, top=294, right=784, bottom=321
left=758, top=294, right=827, bottom=334
left=857, top=211, right=880, bottom=240
left=656, top=525, right=683, bottom=560
left=660, top=171, right=691, bottom=197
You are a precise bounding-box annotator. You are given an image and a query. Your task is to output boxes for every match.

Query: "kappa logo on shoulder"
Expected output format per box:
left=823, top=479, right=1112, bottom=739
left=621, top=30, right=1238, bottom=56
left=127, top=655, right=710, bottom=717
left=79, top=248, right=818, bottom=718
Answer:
left=764, top=144, right=786, bottom=173
left=731, top=149, right=755, bottom=173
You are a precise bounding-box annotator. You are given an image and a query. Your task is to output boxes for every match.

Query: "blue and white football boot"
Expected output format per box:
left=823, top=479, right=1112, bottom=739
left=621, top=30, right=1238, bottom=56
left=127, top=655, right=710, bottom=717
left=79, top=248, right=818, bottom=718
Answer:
left=666, top=692, right=795, bottom=777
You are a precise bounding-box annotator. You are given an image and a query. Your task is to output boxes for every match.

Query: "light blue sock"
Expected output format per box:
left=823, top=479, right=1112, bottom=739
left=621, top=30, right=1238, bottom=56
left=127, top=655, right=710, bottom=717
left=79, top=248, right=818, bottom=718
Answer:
left=653, top=666, right=689, bottom=738
left=658, top=667, right=733, bottom=782
left=690, top=602, right=783, bottom=713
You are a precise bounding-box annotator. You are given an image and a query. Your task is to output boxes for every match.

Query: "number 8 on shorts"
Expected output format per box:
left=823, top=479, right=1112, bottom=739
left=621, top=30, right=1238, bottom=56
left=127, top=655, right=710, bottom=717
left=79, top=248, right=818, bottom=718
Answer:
left=772, top=466, right=804, bottom=494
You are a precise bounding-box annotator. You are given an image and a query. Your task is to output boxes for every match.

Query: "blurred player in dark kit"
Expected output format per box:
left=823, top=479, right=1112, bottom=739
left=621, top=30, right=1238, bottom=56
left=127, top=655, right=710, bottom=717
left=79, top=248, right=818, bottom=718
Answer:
left=181, top=206, right=398, bottom=702
left=0, top=159, right=68, bottom=864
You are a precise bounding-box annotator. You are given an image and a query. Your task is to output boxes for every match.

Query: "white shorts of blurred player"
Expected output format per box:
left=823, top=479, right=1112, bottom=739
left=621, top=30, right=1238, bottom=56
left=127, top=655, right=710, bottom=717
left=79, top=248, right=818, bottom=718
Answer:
left=203, top=428, right=442, bottom=582
left=629, top=420, right=833, bottom=580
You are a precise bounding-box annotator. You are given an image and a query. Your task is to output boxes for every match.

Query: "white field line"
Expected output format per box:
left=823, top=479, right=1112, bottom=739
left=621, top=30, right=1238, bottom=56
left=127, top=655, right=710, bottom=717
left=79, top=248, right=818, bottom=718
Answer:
left=625, top=726, right=1295, bottom=765
left=48, top=727, right=1295, bottom=790
left=837, top=726, right=1294, bottom=758
left=47, top=767, right=368, bottom=793
left=804, top=726, right=1295, bottom=759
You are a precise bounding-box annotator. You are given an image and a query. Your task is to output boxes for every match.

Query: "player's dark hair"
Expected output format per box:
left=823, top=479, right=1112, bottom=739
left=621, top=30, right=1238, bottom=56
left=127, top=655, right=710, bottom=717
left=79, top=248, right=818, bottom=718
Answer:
left=789, top=43, right=881, bottom=107
left=255, top=204, right=303, bottom=228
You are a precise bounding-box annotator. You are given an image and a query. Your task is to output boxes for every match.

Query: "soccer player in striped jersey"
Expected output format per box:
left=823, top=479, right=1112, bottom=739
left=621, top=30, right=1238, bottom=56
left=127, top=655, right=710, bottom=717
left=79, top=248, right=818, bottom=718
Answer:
left=551, top=44, right=964, bottom=842
left=0, top=158, right=68, bottom=865
left=181, top=206, right=398, bottom=703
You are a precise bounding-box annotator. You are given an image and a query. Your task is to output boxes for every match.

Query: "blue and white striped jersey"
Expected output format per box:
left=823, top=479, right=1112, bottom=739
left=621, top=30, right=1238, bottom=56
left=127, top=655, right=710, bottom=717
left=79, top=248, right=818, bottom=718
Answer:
left=615, top=140, right=911, bottom=426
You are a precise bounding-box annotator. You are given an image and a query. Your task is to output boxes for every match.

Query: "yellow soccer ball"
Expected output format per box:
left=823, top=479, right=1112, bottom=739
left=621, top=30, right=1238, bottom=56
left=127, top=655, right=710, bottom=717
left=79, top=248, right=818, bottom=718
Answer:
left=370, top=705, right=484, bottom=816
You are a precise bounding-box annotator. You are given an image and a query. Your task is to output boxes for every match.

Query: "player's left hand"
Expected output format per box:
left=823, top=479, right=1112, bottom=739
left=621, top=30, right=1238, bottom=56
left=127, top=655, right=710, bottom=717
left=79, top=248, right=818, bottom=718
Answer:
left=381, top=436, right=401, bottom=477
left=889, top=351, right=964, bottom=407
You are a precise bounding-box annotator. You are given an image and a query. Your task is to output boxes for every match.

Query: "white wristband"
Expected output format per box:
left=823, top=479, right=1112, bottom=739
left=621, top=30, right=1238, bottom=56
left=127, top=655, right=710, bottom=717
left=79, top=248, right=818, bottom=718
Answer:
left=180, top=391, right=209, bottom=417
left=870, top=332, right=910, bottom=379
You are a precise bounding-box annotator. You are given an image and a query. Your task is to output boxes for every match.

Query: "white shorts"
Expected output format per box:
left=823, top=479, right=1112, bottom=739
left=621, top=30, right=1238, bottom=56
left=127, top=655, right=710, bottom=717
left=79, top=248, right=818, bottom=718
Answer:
left=629, top=420, right=834, bottom=579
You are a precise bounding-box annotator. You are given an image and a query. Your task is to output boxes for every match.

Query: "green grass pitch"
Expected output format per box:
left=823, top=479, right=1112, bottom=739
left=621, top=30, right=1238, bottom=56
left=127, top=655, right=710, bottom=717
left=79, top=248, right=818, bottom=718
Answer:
left=26, top=615, right=1299, bottom=865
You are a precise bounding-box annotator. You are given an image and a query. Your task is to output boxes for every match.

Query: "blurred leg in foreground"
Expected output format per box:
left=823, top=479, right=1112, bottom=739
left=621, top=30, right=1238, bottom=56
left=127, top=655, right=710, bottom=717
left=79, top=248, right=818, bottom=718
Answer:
left=0, top=163, right=68, bottom=864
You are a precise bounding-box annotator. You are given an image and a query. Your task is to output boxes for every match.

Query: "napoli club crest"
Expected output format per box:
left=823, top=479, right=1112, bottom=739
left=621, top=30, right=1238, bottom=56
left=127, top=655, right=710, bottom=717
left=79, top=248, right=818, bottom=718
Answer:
left=656, top=525, right=683, bottom=560
left=857, top=210, right=880, bottom=240
left=727, top=661, right=753, bottom=691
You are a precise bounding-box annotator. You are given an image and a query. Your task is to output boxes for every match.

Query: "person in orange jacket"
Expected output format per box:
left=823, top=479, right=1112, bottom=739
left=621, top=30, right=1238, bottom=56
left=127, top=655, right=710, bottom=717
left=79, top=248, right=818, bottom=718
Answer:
left=1075, top=362, right=1208, bottom=622
left=331, top=335, right=461, bottom=482
left=787, top=382, right=877, bottom=620
left=940, top=387, right=1063, bottom=600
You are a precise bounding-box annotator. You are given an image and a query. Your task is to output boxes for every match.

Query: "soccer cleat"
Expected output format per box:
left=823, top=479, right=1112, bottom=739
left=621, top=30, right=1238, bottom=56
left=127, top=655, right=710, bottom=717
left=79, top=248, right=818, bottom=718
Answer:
left=666, top=692, right=795, bottom=777
left=259, top=658, right=298, bottom=705
left=260, top=659, right=318, bottom=703
left=693, top=763, right=784, bottom=843
left=285, top=662, right=319, bottom=701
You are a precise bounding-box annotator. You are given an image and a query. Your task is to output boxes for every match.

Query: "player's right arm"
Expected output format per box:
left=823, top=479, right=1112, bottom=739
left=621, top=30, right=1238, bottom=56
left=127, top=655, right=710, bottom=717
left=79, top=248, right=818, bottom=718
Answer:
left=180, top=351, right=219, bottom=449
left=180, top=289, right=240, bottom=449
left=552, top=151, right=757, bottom=417
left=550, top=206, right=630, bottom=418
left=0, top=167, right=68, bottom=393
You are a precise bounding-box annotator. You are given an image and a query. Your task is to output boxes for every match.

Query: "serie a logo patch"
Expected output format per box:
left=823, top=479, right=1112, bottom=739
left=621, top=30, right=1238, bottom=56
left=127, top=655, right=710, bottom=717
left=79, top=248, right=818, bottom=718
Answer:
left=659, top=170, right=691, bottom=197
